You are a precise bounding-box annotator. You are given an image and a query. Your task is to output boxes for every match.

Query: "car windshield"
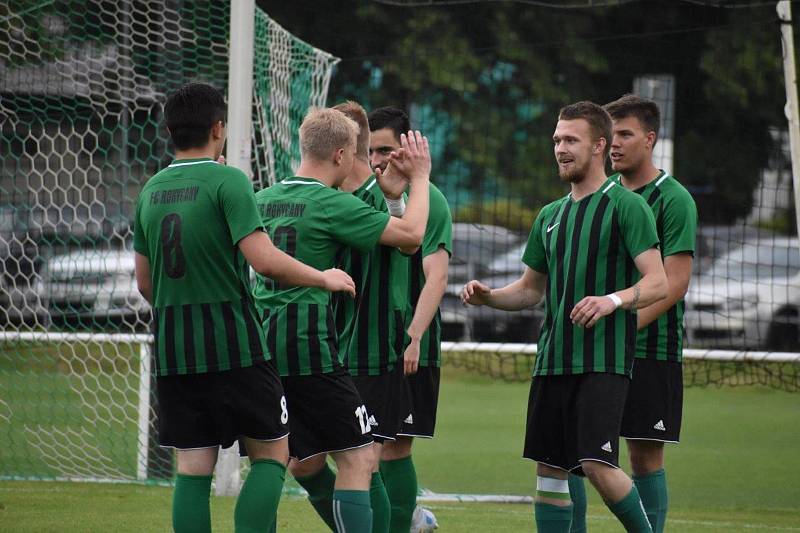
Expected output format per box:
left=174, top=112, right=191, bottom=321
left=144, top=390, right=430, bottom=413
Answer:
left=487, top=243, right=526, bottom=274
left=707, top=241, right=800, bottom=281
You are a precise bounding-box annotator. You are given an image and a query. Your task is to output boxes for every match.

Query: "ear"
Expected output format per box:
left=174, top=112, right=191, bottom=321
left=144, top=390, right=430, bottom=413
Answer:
left=646, top=131, right=657, bottom=150
left=211, top=120, right=224, bottom=141
left=333, top=147, right=345, bottom=166
left=595, top=137, right=607, bottom=155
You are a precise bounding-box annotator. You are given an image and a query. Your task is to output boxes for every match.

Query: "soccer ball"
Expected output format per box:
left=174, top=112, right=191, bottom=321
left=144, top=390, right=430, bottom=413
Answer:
left=410, top=505, right=438, bottom=532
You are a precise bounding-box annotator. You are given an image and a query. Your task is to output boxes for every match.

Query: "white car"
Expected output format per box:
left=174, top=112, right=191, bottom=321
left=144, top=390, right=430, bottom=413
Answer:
left=684, top=237, right=800, bottom=351
left=37, top=249, right=150, bottom=329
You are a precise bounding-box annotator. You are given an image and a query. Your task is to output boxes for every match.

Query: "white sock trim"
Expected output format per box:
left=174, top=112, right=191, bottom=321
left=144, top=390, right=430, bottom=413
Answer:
left=536, top=476, right=569, bottom=494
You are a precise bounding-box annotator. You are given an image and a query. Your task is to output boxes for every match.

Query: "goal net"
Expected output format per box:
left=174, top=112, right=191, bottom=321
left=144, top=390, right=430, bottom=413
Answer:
left=0, top=1, right=337, bottom=483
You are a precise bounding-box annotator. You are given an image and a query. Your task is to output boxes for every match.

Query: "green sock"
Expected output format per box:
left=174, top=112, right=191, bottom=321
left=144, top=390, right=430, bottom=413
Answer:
left=607, top=485, right=654, bottom=533
left=332, top=489, right=372, bottom=533
left=234, top=459, right=286, bottom=533
left=634, top=469, right=668, bottom=533
left=295, top=462, right=337, bottom=530
left=534, top=501, right=574, bottom=533
left=568, top=474, right=587, bottom=533
left=379, top=456, right=417, bottom=533
left=370, top=472, right=391, bottom=533
left=172, top=473, right=212, bottom=533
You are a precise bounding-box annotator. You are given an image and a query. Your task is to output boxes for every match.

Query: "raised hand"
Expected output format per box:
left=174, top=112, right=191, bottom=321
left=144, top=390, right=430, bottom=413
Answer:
left=461, top=280, right=492, bottom=306
left=375, top=161, right=409, bottom=200
left=321, top=268, right=356, bottom=297
left=388, top=130, right=431, bottom=182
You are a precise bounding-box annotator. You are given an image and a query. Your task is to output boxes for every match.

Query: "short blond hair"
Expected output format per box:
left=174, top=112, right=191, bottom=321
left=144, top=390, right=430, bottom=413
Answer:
left=299, top=107, right=359, bottom=162
left=333, top=101, right=369, bottom=161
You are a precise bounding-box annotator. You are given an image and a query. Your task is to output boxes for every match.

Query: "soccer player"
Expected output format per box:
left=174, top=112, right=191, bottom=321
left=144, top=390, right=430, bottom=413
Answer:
left=133, top=83, right=356, bottom=532
left=461, top=101, right=668, bottom=533
left=605, top=94, right=695, bottom=533
left=252, top=107, right=431, bottom=533
left=369, top=106, right=453, bottom=533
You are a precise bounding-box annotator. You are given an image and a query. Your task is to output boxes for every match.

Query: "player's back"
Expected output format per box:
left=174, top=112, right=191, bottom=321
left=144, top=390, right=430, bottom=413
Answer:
left=133, top=157, right=267, bottom=376
left=252, top=176, right=391, bottom=376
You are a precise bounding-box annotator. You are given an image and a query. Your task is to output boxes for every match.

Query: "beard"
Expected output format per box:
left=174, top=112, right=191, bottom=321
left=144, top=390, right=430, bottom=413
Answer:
left=557, top=157, right=590, bottom=183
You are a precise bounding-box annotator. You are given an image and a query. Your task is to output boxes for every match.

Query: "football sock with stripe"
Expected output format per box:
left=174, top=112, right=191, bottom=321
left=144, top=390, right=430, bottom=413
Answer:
left=568, top=474, right=587, bottom=533
left=172, top=473, right=212, bottom=533
left=370, top=471, right=391, bottom=533
left=333, top=489, right=373, bottom=533
left=633, top=469, right=668, bottom=533
left=294, top=462, right=337, bottom=530
left=607, top=484, right=654, bottom=533
left=234, top=459, right=286, bottom=533
left=534, top=476, right=573, bottom=533
left=379, top=456, right=417, bottom=533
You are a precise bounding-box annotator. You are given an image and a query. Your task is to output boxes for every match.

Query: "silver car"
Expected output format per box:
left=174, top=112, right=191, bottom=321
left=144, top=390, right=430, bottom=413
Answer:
left=37, top=249, right=150, bottom=330
left=684, top=237, right=800, bottom=351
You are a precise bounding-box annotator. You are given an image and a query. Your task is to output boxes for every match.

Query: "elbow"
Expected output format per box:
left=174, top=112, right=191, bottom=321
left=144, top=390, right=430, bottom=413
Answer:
left=408, top=228, right=424, bottom=247
left=654, top=273, right=669, bottom=302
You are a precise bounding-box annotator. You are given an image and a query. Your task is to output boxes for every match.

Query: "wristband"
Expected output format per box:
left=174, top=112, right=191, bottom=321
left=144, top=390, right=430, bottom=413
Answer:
left=605, top=293, right=622, bottom=308
left=385, top=197, right=406, bottom=217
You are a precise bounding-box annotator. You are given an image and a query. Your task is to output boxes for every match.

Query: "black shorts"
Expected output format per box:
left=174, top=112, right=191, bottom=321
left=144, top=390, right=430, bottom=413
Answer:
left=156, top=359, right=289, bottom=450
left=397, top=365, right=440, bottom=439
left=621, top=358, right=683, bottom=443
left=523, top=373, right=630, bottom=476
left=350, top=367, right=410, bottom=442
left=282, top=367, right=373, bottom=461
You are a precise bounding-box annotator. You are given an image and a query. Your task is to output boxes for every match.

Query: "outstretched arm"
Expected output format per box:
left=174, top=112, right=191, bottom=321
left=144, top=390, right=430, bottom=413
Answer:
left=461, top=267, right=546, bottom=311
left=403, top=249, right=449, bottom=375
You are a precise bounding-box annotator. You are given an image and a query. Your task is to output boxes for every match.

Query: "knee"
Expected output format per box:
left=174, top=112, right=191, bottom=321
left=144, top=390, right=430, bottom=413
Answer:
left=627, top=442, right=664, bottom=476
left=381, top=437, right=413, bottom=461
left=335, top=447, right=375, bottom=478
left=579, top=461, right=607, bottom=486
left=289, top=454, right=327, bottom=478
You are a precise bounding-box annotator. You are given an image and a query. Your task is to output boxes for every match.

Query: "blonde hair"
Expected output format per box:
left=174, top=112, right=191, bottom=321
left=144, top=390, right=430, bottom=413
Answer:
left=299, top=107, right=359, bottom=161
left=333, top=101, right=369, bottom=161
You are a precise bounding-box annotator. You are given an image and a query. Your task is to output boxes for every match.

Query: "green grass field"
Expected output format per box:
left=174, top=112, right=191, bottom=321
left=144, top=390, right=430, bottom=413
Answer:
left=1, top=361, right=799, bottom=532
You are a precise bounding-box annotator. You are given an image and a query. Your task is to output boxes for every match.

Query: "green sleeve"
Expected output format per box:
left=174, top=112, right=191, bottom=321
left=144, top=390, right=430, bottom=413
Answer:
left=619, top=193, right=660, bottom=259
left=421, top=185, right=453, bottom=258
left=327, top=191, right=391, bottom=251
left=218, top=169, right=264, bottom=245
left=521, top=209, right=548, bottom=273
left=661, top=187, right=697, bottom=257
left=132, top=195, right=148, bottom=257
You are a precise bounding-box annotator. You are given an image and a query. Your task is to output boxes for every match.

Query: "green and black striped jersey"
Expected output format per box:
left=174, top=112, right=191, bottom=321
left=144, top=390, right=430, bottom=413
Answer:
left=616, top=171, right=697, bottom=362
left=251, top=176, right=391, bottom=377
left=133, top=158, right=267, bottom=376
left=522, top=177, right=659, bottom=377
left=409, top=183, right=453, bottom=367
left=334, top=176, right=412, bottom=376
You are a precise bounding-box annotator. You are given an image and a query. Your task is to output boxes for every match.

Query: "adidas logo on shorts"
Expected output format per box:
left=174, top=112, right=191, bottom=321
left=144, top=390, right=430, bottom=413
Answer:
left=654, top=420, right=666, bottom=431
left=601, top=441, right=613, bottom=453
left=404, top=414, right=414, bottom=424
left=368, top=415, right=378, bottom=427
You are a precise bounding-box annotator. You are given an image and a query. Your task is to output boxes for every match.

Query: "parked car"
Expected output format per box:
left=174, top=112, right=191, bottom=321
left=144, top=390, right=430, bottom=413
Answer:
left=36, top=249, right=150, bottom=330
left=440, top=223, right=538, bottom=341
left=684, top=236, right=800, bottom=351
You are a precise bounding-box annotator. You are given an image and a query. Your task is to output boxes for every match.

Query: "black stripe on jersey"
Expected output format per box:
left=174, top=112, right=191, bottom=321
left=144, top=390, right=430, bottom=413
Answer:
left=548, top=201, right=573, bottom=375
left=410, top=250, right=423, bottom=305
left=666, top=304, right=680, bottom=358
left=624, top=228, right=637, bottom=364
left=151, top=308, right=160, bottom=368
left=562, top=198, right=590, bottom=374
left=182, top=304, right=196, bottom=372
left=201, top=303, right=219, bottom=370
left=266, top=310, right=278, bottom=366
left=428, top=309, right=440, bottom=362
left=325, top=307, right=340, bottom=370
left=394, top=310, right=405, bottom=358
left=357, top=259, right=371, bottom=373
left=582, top=194, right=610, bottom=371
left=164, top=305, right=178, bottom=372
left=221, top=301, right=239, bottom=369
left=645, top=187, right=662, bottom=207
left=308, top=304, right=323, bottom=374
left=241, top=297, right=263, bottom=358
left=378, top=246, right=392, bottom=371
left=540, top=207, right=563, bottom=347
left=604, top=210, right=621, bottom=371
left=286, top=303, right=300, bottom=375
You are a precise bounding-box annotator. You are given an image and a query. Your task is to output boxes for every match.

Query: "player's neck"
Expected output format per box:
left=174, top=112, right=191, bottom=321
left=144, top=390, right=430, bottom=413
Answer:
left=295, top=161, right=338, bottom=188
left=620, top=161, right=660, bottom=190
left=340, top=159, right=373, bottom=193
left=569, top=163, right=607, bottom=201
left=174, top=147, right=216, bottom=161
